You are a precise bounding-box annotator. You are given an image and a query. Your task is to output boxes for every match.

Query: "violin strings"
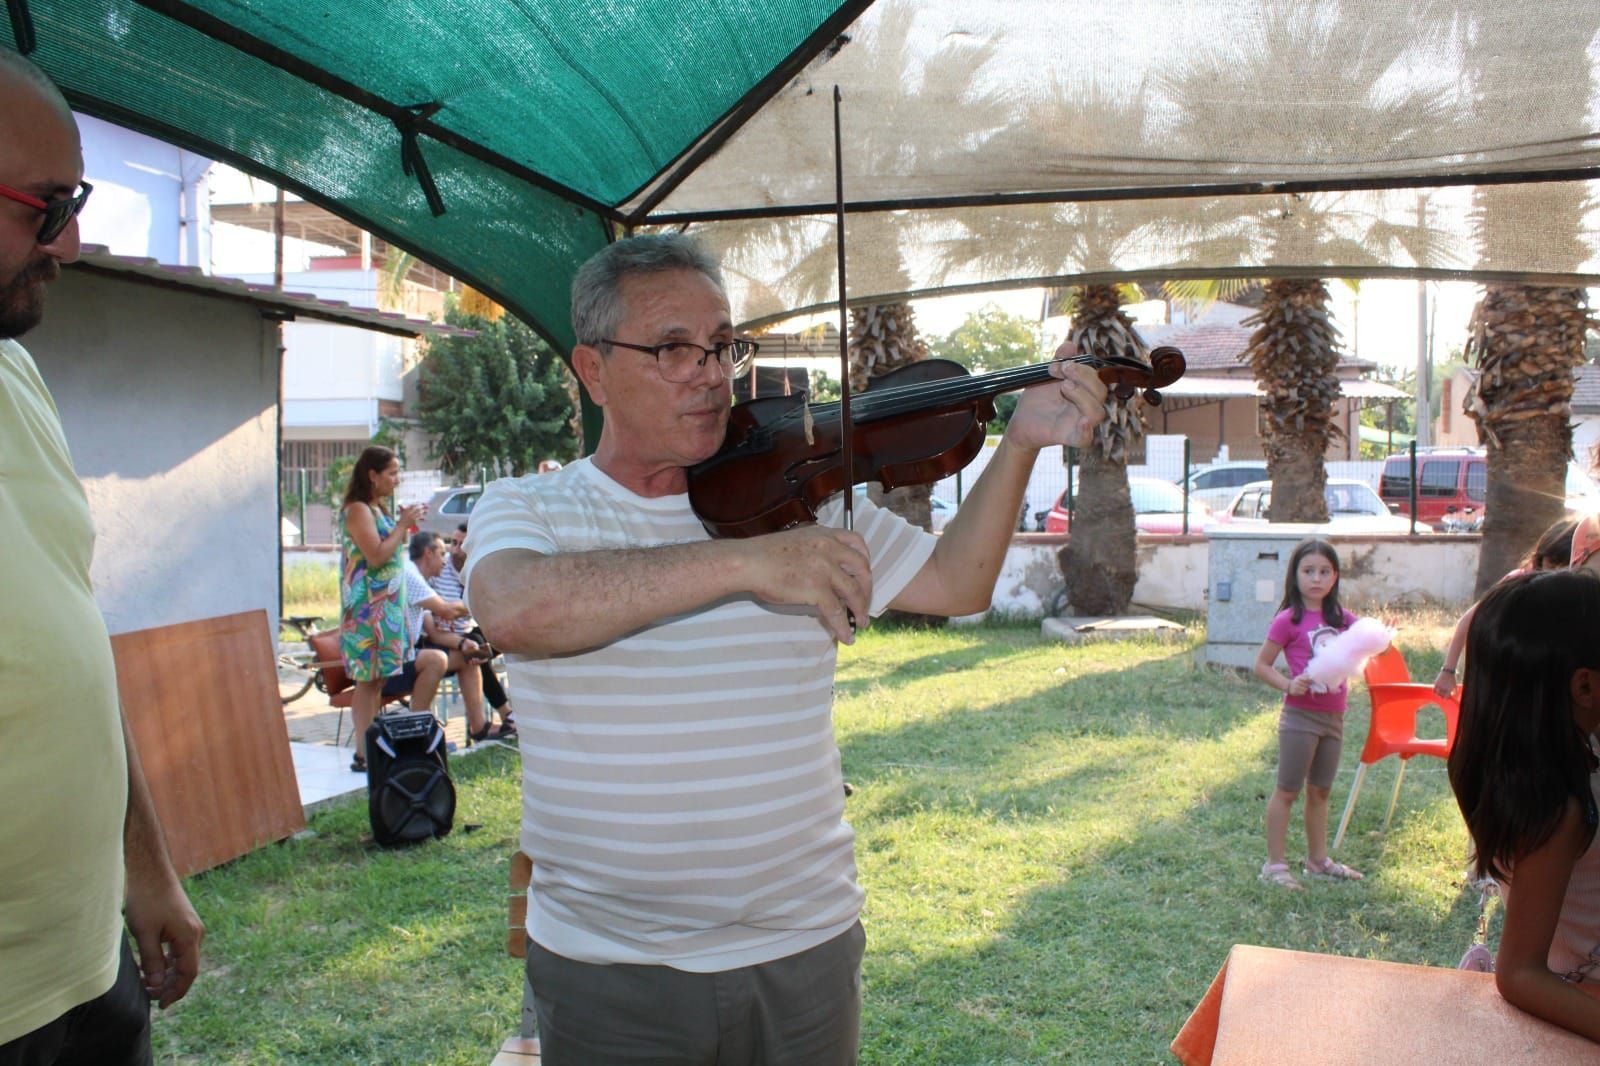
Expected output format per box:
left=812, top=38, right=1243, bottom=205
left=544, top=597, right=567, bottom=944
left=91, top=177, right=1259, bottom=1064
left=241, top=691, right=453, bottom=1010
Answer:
left=798, top=356, right=1087, bottom=427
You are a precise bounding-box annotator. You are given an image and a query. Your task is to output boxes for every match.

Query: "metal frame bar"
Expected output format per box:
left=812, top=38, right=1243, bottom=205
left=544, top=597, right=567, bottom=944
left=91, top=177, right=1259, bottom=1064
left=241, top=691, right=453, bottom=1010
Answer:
left=130, top=0, right=620, bottom=221
left=621, top=0, right=879, bottom=222
left=62, top=89, right=586, bottom=358
left=645, top=164, right=1600, bottom=225
left=733, top=263, right=1600, bottom=333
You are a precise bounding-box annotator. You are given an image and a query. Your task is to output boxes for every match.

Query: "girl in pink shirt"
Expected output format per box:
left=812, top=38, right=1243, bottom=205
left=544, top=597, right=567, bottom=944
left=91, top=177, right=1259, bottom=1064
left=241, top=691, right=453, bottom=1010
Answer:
left=1253, top=539, right=1365, bottom=891
left=1450, top=569, right=1600, bottom=1043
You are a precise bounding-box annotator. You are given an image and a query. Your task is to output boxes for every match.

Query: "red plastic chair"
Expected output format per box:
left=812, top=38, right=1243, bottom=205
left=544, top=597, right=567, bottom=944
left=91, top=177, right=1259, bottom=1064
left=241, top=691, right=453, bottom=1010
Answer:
left=307, top=629, right=409, bottom=746
left=1332, top=645, right=1459, bottom=850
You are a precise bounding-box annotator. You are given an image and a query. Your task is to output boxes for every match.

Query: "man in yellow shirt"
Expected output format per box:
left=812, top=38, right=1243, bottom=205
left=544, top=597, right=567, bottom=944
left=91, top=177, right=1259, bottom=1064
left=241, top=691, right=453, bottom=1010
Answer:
left=0, top=49, right=203, bottom=1064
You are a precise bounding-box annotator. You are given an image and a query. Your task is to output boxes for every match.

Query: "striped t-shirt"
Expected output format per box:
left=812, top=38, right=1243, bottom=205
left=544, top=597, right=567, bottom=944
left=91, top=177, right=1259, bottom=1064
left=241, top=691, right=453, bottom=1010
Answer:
left=463, top=457, right=936, bottom=971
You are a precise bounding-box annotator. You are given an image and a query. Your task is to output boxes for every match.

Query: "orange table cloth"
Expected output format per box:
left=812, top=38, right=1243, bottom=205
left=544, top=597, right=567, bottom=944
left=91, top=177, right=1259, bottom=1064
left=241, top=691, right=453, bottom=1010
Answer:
left=1171, top=944, right=1600, bottom=1064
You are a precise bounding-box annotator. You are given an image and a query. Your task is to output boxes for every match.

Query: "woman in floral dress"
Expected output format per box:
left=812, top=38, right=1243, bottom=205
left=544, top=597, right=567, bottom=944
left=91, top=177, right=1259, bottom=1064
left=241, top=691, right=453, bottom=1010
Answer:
left=338, top=446, right=425, bottom=771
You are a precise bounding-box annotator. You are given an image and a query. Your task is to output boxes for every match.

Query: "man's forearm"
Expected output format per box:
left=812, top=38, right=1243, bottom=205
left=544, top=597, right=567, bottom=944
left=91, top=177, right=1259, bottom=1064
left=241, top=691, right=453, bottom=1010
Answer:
left=122, top=711, right=179, bottom=892
left=917, top=435, right=1038, bottom=615
left=472, top=540, right=753, bottom=656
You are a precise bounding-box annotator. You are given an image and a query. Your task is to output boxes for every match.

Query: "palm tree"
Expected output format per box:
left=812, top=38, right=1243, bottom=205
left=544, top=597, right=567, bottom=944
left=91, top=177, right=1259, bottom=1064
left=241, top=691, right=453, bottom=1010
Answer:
left=1159, top=2, right=1461, bottom=521
left=1456, top=1, right=1600, bottom=591
left=1060, top=283, right=1149, bottom=614
left=689, top=0, right=1006, bottom=551
left=934, top=75, right=1176, bottom=613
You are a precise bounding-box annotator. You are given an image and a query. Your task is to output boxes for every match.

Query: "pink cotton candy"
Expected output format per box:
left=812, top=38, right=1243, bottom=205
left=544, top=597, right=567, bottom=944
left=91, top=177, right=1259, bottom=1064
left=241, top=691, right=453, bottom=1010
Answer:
left=1303, top=617, right=1395, bottom=692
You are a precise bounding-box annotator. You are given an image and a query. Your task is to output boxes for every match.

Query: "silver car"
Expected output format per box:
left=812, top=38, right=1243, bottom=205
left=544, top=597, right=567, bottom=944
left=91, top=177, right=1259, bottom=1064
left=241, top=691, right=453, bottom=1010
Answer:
left=417, top=484, right=482, bottom=537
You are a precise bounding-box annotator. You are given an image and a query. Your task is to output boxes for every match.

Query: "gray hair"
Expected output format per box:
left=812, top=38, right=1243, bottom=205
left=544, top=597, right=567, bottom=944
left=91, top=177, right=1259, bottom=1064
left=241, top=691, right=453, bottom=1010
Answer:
left=570, top=233, right=726, bottom=348
left=408, top=530, right=440, bottom=562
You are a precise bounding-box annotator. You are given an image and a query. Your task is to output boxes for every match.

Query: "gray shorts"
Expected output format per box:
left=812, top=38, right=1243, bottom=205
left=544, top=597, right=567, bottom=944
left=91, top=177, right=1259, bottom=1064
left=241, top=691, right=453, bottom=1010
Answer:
left=1276, top=705, right=1345, bottom=792
left=526, top=921, right=865, bottom=1066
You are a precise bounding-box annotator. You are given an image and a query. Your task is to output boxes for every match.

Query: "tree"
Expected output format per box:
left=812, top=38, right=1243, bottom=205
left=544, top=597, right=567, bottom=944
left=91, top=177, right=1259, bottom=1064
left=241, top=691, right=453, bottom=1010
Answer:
left=1161, top=2, right=1459, bottom=522
left=417, top=307, right=579, bottom=478
left=928, top=305, right=1043, bottom=374
left=1456, top=2, right=1600, bottom=593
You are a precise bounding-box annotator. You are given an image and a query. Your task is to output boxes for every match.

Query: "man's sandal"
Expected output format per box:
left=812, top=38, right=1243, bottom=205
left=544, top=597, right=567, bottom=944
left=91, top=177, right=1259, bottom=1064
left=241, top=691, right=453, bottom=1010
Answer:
left=1259, top=861, right=1303, bottom=891
left=1304, top=856, right=1364, bottom=881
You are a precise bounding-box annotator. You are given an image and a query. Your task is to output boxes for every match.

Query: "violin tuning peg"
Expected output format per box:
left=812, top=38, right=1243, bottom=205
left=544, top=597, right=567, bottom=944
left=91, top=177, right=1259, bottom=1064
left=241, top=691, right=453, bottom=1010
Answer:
left=1144, top=388, right=1162, bottom=406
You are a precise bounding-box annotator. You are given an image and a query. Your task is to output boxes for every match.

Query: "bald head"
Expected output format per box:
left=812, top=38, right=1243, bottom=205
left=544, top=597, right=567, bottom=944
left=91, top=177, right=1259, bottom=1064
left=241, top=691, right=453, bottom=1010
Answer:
left=0, top=48, right=82, bottom=338
left=0, top=48, right=70, bottom=118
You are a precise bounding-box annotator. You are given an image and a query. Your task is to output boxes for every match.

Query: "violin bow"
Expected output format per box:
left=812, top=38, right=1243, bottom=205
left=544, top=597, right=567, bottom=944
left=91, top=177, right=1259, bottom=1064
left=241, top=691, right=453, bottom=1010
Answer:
left=833, top=85, right=853, bottom=536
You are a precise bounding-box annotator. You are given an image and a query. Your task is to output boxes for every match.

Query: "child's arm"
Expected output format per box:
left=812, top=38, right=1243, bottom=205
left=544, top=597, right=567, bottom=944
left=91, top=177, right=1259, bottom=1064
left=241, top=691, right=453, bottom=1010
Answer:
left=1434, top=603, right=1477, bottom=698
left=1253, top=638, right=1309, bottom=696
left=1495, top=797, right=1600, bottom=1042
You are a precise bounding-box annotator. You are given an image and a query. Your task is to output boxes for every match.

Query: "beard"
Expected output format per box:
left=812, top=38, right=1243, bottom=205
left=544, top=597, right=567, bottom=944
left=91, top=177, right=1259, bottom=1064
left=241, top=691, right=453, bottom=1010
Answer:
left=0, top=257, right=58, bottom=339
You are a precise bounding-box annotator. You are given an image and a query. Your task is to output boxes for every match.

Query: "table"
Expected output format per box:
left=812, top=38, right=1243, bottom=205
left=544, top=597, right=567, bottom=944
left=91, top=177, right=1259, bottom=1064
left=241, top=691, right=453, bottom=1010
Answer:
left=1171, top=944, right=1600, bottom=1064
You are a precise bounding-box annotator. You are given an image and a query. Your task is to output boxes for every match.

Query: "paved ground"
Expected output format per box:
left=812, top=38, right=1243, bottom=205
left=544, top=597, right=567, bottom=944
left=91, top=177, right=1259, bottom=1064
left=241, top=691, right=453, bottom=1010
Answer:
left=279, top=671, right=502, bottom=749
left=279, top=667, right=512, bottom=811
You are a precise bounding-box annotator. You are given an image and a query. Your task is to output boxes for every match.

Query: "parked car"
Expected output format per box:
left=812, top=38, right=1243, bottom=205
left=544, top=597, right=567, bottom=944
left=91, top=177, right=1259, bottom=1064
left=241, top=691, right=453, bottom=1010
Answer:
left=1377, top=448, right=1484, bottom=527
left=1217, top=478, right=1431, bottom=534
left=1044, top=476, right=1211, bottom=535
left=418, top=484, right=482, bottom=536
left=1177, top=461, right=1270, bottom=512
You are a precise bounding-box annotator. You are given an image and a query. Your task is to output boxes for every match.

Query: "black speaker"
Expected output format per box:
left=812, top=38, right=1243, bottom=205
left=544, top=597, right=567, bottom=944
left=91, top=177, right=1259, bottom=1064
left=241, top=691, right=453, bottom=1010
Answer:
left=365, top=711, right=455, bottom=846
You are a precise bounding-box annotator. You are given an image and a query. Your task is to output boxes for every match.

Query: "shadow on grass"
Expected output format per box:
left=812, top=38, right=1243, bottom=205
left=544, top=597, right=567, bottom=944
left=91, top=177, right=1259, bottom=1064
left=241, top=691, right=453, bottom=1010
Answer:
left=152, top=746, right=527, bottom=1065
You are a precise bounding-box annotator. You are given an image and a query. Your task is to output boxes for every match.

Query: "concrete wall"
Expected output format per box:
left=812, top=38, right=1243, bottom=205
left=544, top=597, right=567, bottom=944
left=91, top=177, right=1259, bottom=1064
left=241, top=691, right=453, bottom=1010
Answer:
left=22, top=270, right=280, bottom=636
left=968, top=532, right=1482, bottom=622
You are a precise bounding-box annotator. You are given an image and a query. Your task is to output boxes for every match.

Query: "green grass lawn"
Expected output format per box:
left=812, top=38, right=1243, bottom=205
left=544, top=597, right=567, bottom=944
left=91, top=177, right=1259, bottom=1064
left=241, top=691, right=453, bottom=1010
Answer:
left=155, top=617, right=1477, bottom=1064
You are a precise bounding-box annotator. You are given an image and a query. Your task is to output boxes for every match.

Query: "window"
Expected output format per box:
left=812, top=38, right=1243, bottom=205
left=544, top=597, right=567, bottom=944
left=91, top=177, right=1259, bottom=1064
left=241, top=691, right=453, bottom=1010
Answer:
left=441, top=490, right=480, bottom=514
left=1419, top=460, right=1460, bottom=498
left=1194, top=470, right=1221, bottom=490
left=1465, top=460, right=1486, bottom=503
left=1226, top=466, right=1267, bottom=488
left=1232, top=489, right=1262, bottom=519
left=1379, top=461, right=1411, bottom=499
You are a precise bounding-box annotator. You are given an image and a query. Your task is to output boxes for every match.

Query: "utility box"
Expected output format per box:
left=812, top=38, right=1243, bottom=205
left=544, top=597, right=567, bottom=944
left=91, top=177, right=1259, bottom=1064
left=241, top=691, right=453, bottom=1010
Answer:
left=1206, top=526, right=1324, bottom=668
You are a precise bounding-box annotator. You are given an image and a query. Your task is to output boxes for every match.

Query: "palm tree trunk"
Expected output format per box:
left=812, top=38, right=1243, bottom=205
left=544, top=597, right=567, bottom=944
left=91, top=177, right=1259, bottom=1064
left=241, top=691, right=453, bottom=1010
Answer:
left=1057, top=283, right=1146, bottom=615
left=1244, top=279, right=1340, bottom=522
left=849, top=302, right=944, bottom=626
left=1465, top=284, right=1591, bottom=594
left=1059, top=448, right=1137, bottom=615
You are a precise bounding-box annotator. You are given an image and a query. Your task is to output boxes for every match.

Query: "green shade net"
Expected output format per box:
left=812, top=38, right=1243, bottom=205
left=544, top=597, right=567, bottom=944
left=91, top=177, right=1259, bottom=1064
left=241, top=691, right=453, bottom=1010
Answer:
left=20, top=0, right=854, bottom=349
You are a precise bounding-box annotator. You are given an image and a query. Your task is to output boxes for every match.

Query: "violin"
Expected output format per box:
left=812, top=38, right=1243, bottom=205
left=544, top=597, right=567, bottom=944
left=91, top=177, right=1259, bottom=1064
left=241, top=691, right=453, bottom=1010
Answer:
left=686, top=346, right=1186, bottom=539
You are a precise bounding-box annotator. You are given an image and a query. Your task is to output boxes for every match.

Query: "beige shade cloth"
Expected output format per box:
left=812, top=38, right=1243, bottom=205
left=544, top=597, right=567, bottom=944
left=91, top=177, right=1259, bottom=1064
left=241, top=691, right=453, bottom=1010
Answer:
left=632, top=0, right=1600, bottom=328
left=1172, top=944, right=1600, bottom=1064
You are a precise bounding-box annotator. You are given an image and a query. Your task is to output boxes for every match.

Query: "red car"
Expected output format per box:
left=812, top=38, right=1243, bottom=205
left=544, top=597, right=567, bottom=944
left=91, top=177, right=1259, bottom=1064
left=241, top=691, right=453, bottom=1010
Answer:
left=1044, top=476, right=1211, bottom=535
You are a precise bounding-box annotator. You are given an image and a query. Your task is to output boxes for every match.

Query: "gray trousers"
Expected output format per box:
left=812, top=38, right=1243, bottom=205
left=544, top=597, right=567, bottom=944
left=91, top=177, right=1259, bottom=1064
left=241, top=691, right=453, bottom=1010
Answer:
left=525, top=922, right=865, bottom=1066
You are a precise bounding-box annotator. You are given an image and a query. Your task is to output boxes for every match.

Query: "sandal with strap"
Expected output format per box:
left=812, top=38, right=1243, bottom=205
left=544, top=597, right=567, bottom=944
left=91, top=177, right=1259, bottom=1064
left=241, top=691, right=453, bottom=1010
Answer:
left=350, top=754, right=367, bottom=773
left=1304, top=856, right=1364, bottom=881
left=1259, top=861, right=1303, bottom=891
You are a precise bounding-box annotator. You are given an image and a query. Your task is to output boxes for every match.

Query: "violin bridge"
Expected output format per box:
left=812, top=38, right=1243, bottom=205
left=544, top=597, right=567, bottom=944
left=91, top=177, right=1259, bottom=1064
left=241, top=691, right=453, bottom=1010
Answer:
left=802, top=399, right=815, bottom=446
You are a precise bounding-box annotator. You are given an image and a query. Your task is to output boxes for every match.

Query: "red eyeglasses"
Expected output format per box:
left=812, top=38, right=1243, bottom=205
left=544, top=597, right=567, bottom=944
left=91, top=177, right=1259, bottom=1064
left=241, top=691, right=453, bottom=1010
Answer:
left=0, top=180, right=93, bottom=244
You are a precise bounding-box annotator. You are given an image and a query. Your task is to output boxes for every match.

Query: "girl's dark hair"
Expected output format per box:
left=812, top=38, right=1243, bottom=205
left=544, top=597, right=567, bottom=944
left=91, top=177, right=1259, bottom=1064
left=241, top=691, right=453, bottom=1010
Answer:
left=1448, top=568, right=1600, bottom=881
left=342, top=446, right=397, bottom=507
left=1277, top=538, right=1344, bottom=626
left=1521, top=516, right=1578, bottom=571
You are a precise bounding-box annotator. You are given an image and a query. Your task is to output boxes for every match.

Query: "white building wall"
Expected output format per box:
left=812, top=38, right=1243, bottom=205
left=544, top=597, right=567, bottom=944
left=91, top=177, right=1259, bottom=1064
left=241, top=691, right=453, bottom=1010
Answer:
left=77, top=115, right=210, bottom=269
left=21, top=270, right=279, bottom=636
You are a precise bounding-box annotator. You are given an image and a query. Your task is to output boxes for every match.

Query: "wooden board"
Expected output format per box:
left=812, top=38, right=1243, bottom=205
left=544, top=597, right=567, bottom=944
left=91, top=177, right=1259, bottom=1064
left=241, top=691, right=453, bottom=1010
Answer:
left=111, top=609, right=305, bottom=876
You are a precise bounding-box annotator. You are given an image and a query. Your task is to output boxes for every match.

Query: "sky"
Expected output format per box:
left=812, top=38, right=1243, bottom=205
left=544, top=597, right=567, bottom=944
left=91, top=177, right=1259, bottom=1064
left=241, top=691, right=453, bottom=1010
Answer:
left=905, top=279, right=1482, bottom=374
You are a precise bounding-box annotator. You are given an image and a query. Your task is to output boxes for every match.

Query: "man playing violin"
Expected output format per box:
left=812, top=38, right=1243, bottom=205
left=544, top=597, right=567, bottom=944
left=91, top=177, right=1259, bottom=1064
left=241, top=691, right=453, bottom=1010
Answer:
left=465, top=233, right=1106, bottom=1065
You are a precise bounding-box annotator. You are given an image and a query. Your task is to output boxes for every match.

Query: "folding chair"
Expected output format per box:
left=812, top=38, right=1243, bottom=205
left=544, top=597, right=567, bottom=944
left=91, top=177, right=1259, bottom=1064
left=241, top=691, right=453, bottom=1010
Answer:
left=307, top=630, right=408, bottom=746
left=1333, top=645, right=1460, bottom=849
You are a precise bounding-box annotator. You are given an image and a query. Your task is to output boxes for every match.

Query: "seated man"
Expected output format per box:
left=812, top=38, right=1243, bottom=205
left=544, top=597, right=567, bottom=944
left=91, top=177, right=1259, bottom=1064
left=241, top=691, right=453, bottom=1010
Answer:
left=422, top=523, right=516, bottom=741
left=365, top=534, right=471, bottom=757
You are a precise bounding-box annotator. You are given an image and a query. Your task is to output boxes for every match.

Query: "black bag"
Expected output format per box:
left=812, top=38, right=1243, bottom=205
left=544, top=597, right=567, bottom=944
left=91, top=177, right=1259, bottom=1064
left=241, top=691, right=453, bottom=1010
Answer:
left=366, top=711, right=455, bottom=846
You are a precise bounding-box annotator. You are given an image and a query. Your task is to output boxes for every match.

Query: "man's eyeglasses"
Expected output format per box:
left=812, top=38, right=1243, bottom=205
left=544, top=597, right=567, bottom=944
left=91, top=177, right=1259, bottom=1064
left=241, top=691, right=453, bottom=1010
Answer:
left=602, top=337, right=758, bottom=383
left=0, top=181, right=93, bottom=245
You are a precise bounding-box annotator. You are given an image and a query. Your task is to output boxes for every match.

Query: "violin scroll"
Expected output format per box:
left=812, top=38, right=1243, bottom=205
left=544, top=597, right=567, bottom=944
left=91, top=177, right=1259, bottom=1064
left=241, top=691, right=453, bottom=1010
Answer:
left=1078, top=345, right=1186, bottom=407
